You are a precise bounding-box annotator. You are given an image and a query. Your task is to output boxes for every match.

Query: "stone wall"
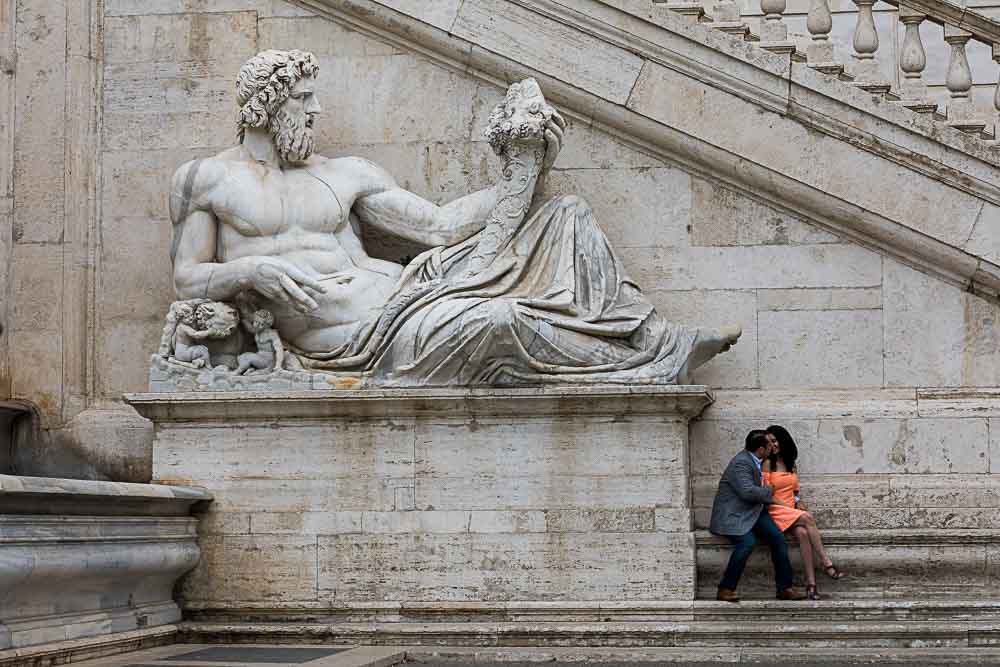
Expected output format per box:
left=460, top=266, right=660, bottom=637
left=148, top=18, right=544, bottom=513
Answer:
left=1, top=0, right=997, bottom=535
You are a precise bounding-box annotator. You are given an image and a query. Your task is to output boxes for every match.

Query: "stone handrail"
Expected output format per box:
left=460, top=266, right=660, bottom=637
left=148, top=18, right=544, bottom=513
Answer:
left=654, top=0, right=1000, bottom=138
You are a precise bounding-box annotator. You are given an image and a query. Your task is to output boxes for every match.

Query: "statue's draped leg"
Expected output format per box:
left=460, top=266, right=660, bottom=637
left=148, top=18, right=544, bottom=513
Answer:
left=333, top=195, right=704, bottom=386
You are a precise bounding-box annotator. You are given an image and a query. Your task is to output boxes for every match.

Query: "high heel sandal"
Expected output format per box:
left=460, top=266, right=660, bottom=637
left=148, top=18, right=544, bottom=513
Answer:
left=805, top=584, right=821, bottom=600
left=823, top=563, right=844, bottom=580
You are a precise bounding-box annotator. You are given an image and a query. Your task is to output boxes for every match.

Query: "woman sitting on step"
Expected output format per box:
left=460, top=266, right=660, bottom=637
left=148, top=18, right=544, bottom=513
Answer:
left=762, top=424, right=844, bottom=600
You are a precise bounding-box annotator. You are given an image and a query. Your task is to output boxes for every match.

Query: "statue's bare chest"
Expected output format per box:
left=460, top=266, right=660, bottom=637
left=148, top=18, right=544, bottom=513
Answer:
left=212, top=167, right=353, bottom=237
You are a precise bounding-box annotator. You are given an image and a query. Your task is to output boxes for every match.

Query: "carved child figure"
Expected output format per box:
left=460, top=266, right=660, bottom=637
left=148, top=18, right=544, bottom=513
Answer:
left=171, top=303, right=214, bottom=368
left=236, top=309, right=284, bottom=375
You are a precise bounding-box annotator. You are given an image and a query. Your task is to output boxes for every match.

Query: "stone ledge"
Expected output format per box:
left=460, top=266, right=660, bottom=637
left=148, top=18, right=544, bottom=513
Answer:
left=182, top=598, right=1000, bottom=623
left=178, top=617, right=1000, bottom=647
left=401, top=646, right=1000, bottom=664
left=126, top=385, right=714, bottom=421
left=695, top=529, right=1000, bottom=598
left=0, top=475, right=212, bottom=516
left=0, top=625, right=177, bottom=667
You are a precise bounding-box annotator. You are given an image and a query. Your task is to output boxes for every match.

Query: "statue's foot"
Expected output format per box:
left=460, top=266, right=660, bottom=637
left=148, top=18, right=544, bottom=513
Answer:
left=677, top=324, right=743, bottom=383
left=719, top=324, right=742, bottom=352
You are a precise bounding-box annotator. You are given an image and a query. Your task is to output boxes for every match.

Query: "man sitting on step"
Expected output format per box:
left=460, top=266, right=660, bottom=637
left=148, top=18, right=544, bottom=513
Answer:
left=710, top=430, right=807, bottom=602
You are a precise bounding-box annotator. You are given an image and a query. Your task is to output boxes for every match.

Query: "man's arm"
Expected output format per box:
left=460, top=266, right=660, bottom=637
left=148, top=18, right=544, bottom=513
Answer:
left=169, top=160, right=326, bottom=312
left=350, top=158, right=499, bottom=248
left=729, top=457, right=775, bottom=505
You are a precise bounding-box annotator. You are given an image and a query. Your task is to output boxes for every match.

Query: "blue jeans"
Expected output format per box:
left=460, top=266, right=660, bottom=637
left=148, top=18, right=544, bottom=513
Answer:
left=719, top=510, right=793, bottom=592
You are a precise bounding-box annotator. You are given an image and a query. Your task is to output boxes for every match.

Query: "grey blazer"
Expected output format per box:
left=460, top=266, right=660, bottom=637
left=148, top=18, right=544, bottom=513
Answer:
left=708, top=450, right=775, bottom=536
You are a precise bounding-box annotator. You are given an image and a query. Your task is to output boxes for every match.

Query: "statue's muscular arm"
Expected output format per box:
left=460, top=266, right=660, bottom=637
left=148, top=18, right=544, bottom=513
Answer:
left=348, top=158, right=499, bottom=247
left=169, top=159, right=326, bottom=312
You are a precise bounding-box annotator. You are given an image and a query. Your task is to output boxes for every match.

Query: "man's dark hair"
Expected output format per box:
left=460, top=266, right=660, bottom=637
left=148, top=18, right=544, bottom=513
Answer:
left=744, top=429, right=768, bottom=451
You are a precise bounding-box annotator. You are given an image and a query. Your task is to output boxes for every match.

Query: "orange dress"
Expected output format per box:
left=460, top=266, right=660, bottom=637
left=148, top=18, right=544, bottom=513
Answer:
left=763, top=470, right=806, bottom=532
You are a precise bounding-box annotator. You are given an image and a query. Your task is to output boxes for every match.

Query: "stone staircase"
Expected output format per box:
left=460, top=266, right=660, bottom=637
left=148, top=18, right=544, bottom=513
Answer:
left=179, top=599, right=1000, bottom=655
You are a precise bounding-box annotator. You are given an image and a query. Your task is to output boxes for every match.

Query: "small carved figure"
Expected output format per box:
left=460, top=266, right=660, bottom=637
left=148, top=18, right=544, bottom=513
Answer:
left=235, top=309, right=284, bottom=375
left=172, top=303, right=213, bottom=368
left=160, top=299, right=240, bottom=370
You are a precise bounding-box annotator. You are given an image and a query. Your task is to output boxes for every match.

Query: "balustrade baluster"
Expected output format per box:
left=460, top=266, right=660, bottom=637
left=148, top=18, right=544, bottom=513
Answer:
left=806, top=0, right=842, bottom=73
left=944, top=25, right=987, bottom=133
left=850, top=0, right=891, bottom=92
left=897, top=6, right=937, bottom=113
left=760, top=0, right=796, bottom=53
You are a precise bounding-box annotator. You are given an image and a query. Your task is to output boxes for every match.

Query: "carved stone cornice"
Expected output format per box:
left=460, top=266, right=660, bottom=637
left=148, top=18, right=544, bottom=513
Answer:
left=293, top=0, right=1000, bottom=300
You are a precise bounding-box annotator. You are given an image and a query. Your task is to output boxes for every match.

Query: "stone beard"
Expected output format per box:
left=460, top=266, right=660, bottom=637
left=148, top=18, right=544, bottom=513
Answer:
left=270, top=104, right=314, bottom=164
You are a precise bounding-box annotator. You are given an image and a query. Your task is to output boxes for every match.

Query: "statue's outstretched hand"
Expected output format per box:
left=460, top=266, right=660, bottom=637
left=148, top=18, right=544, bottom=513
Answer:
left=249, top=258, right=327, bottom=313
left=542, top=110, right=566, bottom=172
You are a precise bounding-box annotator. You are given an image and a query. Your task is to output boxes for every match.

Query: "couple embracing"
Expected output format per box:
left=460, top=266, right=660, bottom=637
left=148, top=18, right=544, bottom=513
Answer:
left=710, top=426, right=844, bottom=602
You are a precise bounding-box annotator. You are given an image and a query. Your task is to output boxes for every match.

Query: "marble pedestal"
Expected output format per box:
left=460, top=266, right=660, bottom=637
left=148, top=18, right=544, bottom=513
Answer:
left=126, top=386, right=712, bottom=618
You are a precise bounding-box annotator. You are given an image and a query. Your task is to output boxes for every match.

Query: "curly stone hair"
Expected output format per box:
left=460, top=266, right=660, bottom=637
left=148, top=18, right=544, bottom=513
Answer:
left=235, top=49, right=320, bottom=142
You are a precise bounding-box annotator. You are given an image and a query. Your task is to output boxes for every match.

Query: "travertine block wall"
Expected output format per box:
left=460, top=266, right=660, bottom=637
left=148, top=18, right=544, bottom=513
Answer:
left=144, top=390, right=702, bottom=606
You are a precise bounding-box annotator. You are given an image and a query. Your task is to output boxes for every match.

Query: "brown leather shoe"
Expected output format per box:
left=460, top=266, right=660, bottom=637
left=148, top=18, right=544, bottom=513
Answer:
left=716, top=587, right=740, bottom=603
left=776, top=586, right=807, bottom=600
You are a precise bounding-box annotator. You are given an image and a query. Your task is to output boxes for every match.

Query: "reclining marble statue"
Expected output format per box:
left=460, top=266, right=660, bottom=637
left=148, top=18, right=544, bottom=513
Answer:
left=155, top=49, right=740, bottom=388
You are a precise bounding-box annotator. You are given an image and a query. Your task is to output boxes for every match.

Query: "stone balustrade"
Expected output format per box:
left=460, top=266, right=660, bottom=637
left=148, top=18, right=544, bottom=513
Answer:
left=654, top=0, right=1000, bottom=138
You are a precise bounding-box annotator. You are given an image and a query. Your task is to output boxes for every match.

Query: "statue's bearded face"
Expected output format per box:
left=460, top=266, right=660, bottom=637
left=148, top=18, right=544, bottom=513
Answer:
left=270, top=76, right=321, bottom=163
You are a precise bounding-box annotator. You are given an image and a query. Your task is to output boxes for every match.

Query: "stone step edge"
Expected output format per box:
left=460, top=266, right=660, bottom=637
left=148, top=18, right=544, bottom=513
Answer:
left=182, top=598, right=1000, bottom=619
left=179, top=620, right=1000, bottom=644
left=0, top=625, right=177, bottom=667
left=403, top=646, right=1000, bottom=663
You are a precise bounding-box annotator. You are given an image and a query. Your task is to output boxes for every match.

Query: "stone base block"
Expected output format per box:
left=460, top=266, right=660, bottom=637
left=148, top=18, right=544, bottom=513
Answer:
left=126, top=386, right=713, bottom=612
left=0, top=475, right=209, bottom=651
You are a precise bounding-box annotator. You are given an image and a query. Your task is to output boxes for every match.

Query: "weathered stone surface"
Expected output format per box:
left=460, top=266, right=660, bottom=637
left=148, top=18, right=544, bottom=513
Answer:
left=629, top=244, right=883, bottom=292
left=133, top=387, right=707, bottom=606
left=757, top=287, right=882, bottom=311
left=318, top=532, right=694, bottom=601
left=689, top=178, right=840, bottom=247
left=540, top=167, right=691, bottom=249
left=252, top=511, right=362, bottom=535
left=13, top=0, right=66, bottom=245
left=103, top=12, right=257, bottom=65
left=468, top=510, right=547, bottom=534
left=884, top=259, right=967, bottom=387
left=259, top=16, right=402, bottom=57
left=11, top=244, right=62, bottom=332
left=966, top=202, right=1000, bottom=266
left=372, top=0, right=463, bottom=32
left=453, top=0, right=644, bottom=104
left=758, top=309, right=883, bottom=388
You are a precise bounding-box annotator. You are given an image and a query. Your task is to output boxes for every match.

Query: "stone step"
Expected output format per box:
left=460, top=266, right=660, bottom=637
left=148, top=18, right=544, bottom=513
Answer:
left=404, top=646, right=1000, bottom=664
left=694, top=529, right=1000, bottom=599
left=184, top=599, right=1000, bottom=624
left=180, top=616, right=1000, bottom=648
